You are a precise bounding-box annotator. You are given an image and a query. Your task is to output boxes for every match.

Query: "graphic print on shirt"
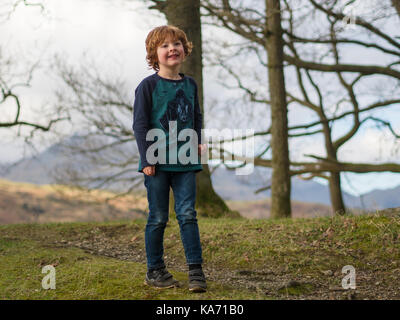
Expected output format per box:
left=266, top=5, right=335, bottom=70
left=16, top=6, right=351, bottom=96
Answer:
left=159, top=88, right=193, bottom=133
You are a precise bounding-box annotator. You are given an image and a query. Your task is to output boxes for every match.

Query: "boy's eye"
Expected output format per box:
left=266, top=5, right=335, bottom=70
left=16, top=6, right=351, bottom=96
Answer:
left=161, top=41, right=181, bottom=47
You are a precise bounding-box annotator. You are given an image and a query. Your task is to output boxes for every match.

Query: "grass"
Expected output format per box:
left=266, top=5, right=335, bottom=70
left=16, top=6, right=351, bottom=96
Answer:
left=277, top=281, right=314, bottom=296
left=1, top=210, right=399, bottom=299
left=0, top=238, right=264, bottom=300
left=198, top=214, right=399, bottom=273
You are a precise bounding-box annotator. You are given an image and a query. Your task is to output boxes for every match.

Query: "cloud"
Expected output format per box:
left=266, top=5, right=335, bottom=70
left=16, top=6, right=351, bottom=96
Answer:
left=339, top=127, right=400, bottom=163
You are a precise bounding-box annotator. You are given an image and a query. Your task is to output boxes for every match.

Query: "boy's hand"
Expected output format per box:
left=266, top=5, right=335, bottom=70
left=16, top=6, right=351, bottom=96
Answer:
left=198, top=144, right=207, bottom=156
left=143, top=165, right=155, bottom=176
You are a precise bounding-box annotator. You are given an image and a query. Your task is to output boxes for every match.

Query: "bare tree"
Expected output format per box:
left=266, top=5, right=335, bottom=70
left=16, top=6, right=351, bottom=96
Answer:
left=283, top=0, right=400, bottom=213
left=265, top=0, right=291, bottom=218
left=0, top=50, right=67, bottom=135
left=0, top=2, right=67, bottom=138
left=201, top=0, right=400, bottom=214
left=50, top=54, right=143, bottom=195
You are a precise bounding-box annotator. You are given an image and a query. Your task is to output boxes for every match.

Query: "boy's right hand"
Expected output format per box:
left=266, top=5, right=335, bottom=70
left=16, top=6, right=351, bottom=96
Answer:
left=143, top=165, right=155, bottom=176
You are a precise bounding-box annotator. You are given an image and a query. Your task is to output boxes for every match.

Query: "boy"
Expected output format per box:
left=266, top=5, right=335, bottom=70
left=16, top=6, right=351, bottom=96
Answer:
left=132, top=25, right=207, bottom=292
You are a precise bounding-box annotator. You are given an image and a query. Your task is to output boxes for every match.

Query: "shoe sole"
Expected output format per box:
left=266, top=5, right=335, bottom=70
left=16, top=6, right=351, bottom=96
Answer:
left=189, top=286, right=207, bottom=293
left=144, top=280, right=206, bottom=292
left=144, top=279, right=179, bottom=289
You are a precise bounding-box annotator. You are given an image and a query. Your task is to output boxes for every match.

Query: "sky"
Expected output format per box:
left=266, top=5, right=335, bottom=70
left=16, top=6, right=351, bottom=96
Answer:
left=1, top=0, right=400, bottom=196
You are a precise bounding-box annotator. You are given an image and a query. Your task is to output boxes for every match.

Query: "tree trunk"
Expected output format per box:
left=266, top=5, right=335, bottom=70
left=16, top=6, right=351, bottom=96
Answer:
left=392, top=0, right=400, bottom=17
left=320, top=115, right=346, bottom=215
left=265, top=0, right=291, bottom=218
left=149, top=0, right=239, bottom=218
left=329, top=172, right=346, bottom=215
left=326, top=141, right=346, bottom=216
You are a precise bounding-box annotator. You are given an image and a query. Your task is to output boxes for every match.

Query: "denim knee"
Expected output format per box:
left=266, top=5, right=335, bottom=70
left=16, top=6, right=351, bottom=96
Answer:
left=147, top=212, right=169, bottom=227
left=176, top=209, right=197, bottom=225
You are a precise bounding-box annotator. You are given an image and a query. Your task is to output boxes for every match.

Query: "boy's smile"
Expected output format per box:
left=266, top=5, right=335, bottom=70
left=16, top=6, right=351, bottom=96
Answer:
left=157, top=36, right=185, bottom=77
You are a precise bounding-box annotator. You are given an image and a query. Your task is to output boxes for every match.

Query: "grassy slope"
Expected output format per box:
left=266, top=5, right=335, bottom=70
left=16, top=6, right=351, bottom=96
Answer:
left=0, top=178, right=337, bottom=223
left=0, top=179, right=147, bottom=224
left=1, top=210, right=399, bottom=299
left=0, top=238, right=263, bottom=300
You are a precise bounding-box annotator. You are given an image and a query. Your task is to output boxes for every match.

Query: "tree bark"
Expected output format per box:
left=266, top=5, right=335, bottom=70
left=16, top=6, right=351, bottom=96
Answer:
left=149, top=0, right=239, bottom=218
left=392, top=0, right=400, bottom=17
left=329, top=172, right=345, bottom=215
left=319, top=112, right=346, bottom=215
left=265, top=0, right=291, bottom=218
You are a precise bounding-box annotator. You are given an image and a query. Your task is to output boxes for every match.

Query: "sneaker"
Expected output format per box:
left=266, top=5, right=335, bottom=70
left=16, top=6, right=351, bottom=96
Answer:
left=145, top=267, right=179, bottom=289
left=188, top=268, right=207, bottom=292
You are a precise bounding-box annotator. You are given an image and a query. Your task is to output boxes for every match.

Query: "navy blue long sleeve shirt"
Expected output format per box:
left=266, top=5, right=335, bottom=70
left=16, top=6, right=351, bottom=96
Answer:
left=132, top=72, right=203, bottom=173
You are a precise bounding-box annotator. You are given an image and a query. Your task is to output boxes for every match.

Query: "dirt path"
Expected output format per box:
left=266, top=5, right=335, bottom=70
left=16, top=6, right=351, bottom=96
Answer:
left=47, top=224, right=399, bottom=300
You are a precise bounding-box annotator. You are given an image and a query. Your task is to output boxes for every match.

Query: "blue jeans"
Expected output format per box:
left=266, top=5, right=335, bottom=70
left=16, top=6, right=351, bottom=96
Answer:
left=144, top=170, right=203, bottom=270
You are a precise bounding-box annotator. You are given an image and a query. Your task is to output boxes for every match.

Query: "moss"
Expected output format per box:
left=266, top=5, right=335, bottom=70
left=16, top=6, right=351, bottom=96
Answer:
left=0, top=238, right=265, bottom=300
left=1, top=211, right=399, bottom=299
left=277, top=281, right=314, bottom=296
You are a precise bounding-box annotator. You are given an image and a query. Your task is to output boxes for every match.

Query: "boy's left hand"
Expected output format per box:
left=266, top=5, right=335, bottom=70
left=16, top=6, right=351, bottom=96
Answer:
left=198, top=144, right=207, bottom=156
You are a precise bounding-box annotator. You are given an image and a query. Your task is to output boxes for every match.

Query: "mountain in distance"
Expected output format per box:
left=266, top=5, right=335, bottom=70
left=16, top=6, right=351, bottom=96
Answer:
left=0, top=134, right=138, bottom=191
left=211, top=165, right=353, bottom=206
left=357, top=185, right=400, bottom=209
left=1, top=135, right=399, bottom=211
left=210, top=165, right=400, bottom=210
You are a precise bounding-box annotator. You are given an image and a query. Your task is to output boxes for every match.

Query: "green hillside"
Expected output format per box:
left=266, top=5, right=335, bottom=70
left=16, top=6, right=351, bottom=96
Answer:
left=1, top=210, right=399, bottom=299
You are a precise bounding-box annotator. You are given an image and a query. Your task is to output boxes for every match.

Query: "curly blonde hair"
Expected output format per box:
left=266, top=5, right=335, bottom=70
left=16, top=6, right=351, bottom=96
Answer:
left=145, top=25, right=193, bottom=71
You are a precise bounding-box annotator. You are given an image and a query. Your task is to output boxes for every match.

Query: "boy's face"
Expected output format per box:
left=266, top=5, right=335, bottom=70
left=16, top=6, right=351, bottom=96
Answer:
left=156, top=36, right=185, bottom=71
